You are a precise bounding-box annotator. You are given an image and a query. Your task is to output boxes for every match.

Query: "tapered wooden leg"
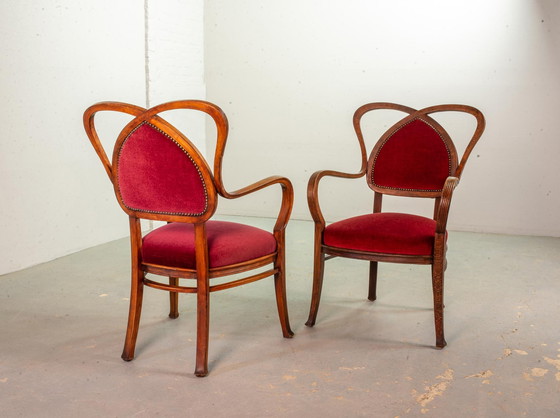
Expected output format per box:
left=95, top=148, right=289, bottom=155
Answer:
left=121, top=262, right=144, bottom=361
left=274, top=272, right=294, bottom=338
left=432, top=260, right=447, bottom=349
left=194, top=223, right=210, bottom=377
left=169, top=277, right=179, bottom=319
left=122, top=218, right=144, bottom=361
left=368, top=261, right=378, bottom=301
left=273, top=236, right=294, bottom=338
left=195, top=277, right=209, bottom=377
left=306, top=236, right=325, bottom=327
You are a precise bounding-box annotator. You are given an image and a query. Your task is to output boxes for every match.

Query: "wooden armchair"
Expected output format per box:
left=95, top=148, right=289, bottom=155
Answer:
left=306, top=103, right=485, bottom=348
left=83, top=100, right=294, bottom=376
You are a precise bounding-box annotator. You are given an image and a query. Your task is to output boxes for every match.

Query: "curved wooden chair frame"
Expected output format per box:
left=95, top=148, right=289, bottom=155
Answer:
left=306, top=102, right=485, bottom=348
left=83, top=100, right=294, bottom=376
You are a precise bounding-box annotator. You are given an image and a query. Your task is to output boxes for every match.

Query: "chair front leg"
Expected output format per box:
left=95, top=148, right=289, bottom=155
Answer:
left=169, top=277, right=179, bottom=319
left=431, top=264, right=446, bottom=349
left=306, top=231, right=326, bottom=327
left=432, top=236, right=447, bottom=349
left=273, top=233, right=294, bottom=338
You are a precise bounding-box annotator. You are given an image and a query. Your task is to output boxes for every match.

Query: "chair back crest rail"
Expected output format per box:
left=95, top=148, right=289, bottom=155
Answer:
left=354, top=103, right=485, bottom=197
left=352, top=103, right=485, bottom=218
left=83, top=100, right=239, bottom=223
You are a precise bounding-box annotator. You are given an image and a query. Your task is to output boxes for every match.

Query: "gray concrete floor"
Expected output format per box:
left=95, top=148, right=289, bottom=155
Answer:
left=1, top=217, right=560, bottom=417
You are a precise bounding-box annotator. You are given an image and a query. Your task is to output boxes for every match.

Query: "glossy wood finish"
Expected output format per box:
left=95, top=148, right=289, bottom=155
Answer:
left=306, top=103, right=485, bottom=349
left=84, top=100, right=294, bottom=377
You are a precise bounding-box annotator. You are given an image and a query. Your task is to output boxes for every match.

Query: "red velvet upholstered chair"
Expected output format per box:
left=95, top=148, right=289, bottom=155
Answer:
left=83, top=100, right=294, bottom=377
left=306, top=103, right=485, bottom=348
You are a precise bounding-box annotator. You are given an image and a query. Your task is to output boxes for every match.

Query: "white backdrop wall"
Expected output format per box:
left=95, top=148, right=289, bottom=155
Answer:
left=205, top=0, right=560, bottom=237
left=0, top=1, right=144, bottom=276
left=147, top=0, right=206, bottom=153
left=2, top=1, right=558, bottom=276
left=0, top=0, right=205, bottom=275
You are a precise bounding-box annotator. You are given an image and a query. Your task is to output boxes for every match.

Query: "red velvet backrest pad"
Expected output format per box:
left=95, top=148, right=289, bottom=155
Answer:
left=371, top=119, right=451, bottom=192
left=117, top=123, right=207, bottom=215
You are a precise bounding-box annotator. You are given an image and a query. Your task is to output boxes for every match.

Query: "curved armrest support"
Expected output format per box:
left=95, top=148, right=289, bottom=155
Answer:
left=435, top=176, right=460, bottom=234
left=307, top=169, right=365, bottom=228
left=221, top=176, right=294, bottom=234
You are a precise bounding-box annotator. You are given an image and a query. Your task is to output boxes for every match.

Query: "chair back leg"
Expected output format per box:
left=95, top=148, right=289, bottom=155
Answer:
left=194, top=223, right=211, bottom=377
left=368, top=261, right=378, bottom=301
left=168, top=277, right=179, bottom=319
left=195, top=277, right=210, bottom=377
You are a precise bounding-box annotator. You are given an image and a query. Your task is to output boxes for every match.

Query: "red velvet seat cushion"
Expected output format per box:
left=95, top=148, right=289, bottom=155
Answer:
left=141, top=221, right=277, bottom=269
left=323, top=213, right=437, bottom=256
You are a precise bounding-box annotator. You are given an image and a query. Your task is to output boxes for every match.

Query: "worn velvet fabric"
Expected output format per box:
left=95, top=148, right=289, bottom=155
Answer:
left=323, top=213, right=438, bottom=256
left=141, top=221, right=277, bottom=269
left=117, top=123, right=207, bottom=215
left=372, top=119, right=450, bottom=191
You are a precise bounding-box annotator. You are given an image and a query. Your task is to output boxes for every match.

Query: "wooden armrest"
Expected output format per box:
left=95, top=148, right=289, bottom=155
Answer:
left=307, top=169, right=365, bottom=227
left=221, top=176, right=294, bottom=234
left=435, top=176, right=460, bottom=233
left=221, top=175, right=290, bottom=199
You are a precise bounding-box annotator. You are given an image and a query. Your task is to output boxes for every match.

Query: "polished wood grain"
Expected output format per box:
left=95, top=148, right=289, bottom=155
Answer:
left=306, top=103, right=485, bottom=349
left=84, top=100, right=294, bottom=377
